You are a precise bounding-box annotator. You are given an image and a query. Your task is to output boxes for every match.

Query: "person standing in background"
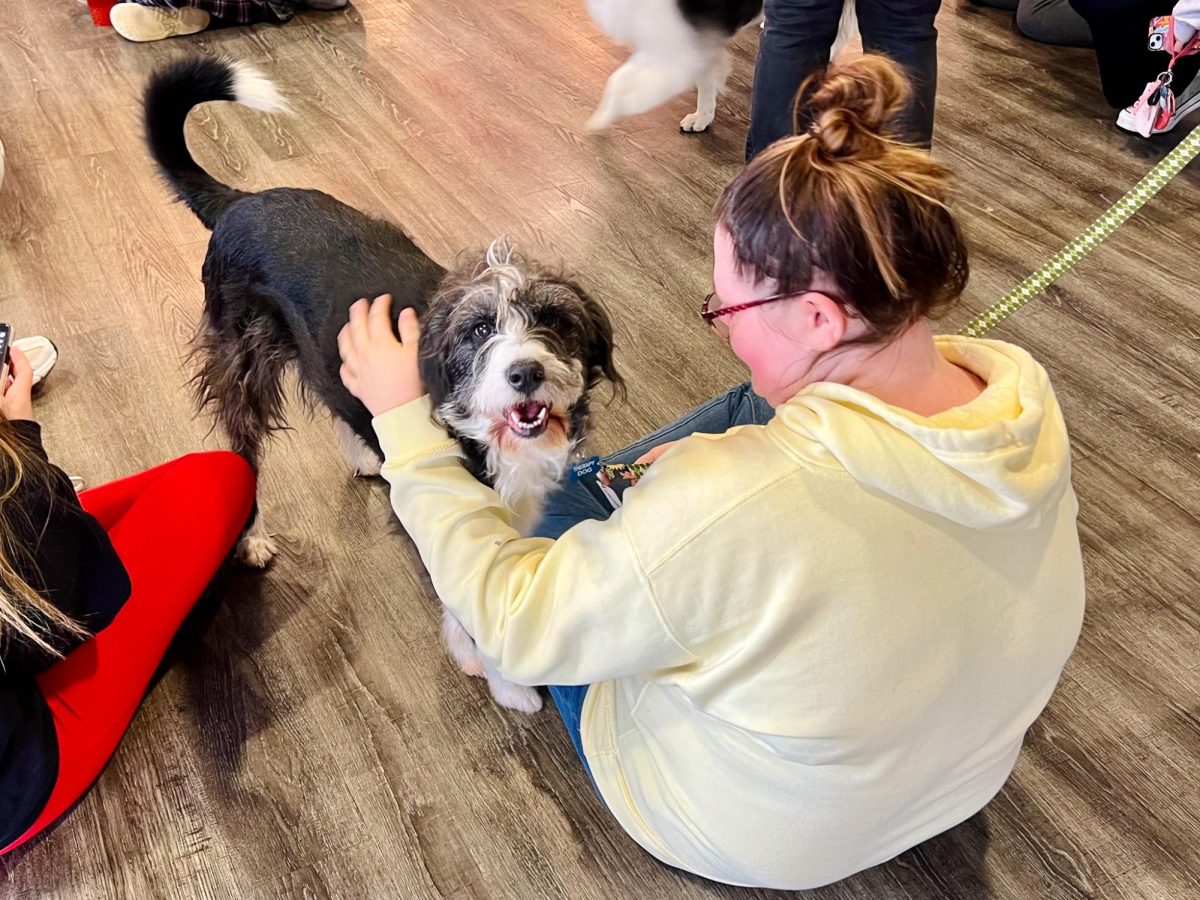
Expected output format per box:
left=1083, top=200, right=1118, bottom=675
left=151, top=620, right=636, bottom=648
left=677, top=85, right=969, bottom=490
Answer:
left=746, top=0, right=942, bottom=158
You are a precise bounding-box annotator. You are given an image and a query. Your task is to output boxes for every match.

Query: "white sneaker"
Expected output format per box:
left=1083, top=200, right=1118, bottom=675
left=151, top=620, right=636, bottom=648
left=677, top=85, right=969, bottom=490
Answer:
left=12, top=336, right=58, bottom=388
left=110, top=4, right=210, bottom=42
left=1117, top=76, right=1200, bottom=135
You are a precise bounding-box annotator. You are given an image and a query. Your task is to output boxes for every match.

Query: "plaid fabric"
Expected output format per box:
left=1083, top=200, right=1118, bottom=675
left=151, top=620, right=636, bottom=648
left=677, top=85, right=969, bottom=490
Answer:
left=131, top=0, right=299, bottom=24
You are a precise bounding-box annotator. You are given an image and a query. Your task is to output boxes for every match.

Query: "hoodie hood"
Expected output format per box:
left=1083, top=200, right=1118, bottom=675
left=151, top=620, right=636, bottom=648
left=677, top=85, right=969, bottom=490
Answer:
left=768, top=337, right=1072, bottom=530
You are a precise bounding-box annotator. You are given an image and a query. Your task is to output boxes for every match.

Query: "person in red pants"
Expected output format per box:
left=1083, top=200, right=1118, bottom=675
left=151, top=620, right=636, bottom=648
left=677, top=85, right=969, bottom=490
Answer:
left=0, top=346, right=256, bottom=853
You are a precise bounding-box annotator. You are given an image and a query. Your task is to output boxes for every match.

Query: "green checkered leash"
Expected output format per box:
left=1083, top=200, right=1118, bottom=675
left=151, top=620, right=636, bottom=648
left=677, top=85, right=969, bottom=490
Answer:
left=958, top=124, right=1200, bottom=338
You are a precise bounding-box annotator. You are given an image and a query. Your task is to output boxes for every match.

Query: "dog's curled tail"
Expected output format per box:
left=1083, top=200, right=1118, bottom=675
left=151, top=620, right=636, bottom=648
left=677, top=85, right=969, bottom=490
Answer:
left=144, top=57, right=288, bottom=230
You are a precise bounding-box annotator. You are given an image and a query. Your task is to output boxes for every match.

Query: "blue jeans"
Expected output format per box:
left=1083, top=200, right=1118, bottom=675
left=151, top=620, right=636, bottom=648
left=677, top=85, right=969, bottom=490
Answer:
left=539, top=383, right=774, bottom=775
left=746, top=0, right=942, bottom=159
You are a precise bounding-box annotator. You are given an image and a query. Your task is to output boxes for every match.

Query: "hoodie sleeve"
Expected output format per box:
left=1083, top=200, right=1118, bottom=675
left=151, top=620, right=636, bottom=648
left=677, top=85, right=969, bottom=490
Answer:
left=372, top=398, right=696, bottom=686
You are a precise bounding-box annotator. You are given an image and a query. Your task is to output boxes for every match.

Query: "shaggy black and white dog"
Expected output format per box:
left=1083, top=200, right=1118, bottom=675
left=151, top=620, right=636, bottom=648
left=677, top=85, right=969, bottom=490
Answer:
left=145, top=58, right=623, bottom=713
left=585, top=0, right=857, bottom=132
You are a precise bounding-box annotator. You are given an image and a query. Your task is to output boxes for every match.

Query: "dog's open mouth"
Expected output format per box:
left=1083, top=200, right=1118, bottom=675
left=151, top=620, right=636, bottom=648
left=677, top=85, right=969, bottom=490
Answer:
left=506, top=400, right=550, bottom=438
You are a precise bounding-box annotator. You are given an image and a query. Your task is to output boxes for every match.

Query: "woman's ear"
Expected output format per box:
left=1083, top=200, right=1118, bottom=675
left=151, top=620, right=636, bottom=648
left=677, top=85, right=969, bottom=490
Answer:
left=802, top=292, right=850, bottom=352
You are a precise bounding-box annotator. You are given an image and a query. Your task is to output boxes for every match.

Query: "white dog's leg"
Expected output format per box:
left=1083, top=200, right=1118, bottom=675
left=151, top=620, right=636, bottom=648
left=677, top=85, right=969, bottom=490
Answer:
left=332, top=417, right=382, bottom=477
left=831, top=0, right=859, bottom=58
left=442, top=609, right=543, bottom=714
left=482, top=656, right=543, bottom=715
left=680, top=49, right=731, bottom=133
left=237, top=509, right=278, bottom=568
left=587, top=49, right=711, bottom=131
left=442, top=608, right=485, bottom=678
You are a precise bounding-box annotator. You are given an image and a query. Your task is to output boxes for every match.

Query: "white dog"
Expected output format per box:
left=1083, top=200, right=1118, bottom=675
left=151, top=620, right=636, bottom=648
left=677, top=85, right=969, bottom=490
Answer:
left=586, top=0, right=857, bottom=132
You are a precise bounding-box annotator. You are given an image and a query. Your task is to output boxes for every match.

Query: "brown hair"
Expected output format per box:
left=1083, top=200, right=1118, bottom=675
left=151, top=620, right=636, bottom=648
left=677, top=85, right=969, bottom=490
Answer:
left=0, top=417, right=89, bottom=659
left=716, top=55, right=969, bottom=340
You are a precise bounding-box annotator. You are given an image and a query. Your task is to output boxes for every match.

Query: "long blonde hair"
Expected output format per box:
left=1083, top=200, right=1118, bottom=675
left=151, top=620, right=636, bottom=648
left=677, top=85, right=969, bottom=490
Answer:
left=0, top=417, right=89, bottom=660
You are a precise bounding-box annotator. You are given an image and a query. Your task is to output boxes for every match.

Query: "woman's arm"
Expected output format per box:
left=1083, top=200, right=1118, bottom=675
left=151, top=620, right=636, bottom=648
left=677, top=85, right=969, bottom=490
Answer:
left=374, top=399, right=696, bottom=685
left=8, top=419, right=49, bottom=461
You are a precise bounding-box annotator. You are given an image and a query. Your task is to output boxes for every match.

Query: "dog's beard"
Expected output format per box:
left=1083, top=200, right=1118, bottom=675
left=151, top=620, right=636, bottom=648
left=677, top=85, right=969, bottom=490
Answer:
left=439, top=328, right=586, bottom=532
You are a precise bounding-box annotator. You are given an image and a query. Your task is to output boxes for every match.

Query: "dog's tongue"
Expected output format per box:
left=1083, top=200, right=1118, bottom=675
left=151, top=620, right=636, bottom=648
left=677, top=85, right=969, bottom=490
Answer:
left=516, top=400, right=542, bottom=421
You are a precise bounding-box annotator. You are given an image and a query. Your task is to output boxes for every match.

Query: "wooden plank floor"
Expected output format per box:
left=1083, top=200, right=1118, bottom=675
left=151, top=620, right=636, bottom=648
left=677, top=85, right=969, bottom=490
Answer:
left=2, top=0, right=1199, bottom=896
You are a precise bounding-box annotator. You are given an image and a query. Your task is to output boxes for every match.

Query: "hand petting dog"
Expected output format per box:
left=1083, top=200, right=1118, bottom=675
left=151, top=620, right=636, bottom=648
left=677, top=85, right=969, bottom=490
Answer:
left=338, top=294, right=427, bottom=417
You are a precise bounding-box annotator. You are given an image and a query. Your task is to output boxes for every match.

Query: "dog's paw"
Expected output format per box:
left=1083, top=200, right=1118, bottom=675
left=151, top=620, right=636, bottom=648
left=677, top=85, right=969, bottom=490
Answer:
left=442, top=612, right=486, bottom=678
left=489, top=680, right=543, bottom=715
left=237, top=532, right=278, bottom=568
left=586, top=107, right=616, bottom=132
left=354, top=453, right=383, bottom=478
left=680, top=111, right=713, bottom=133
left=456, top=654, right=486, bottom=679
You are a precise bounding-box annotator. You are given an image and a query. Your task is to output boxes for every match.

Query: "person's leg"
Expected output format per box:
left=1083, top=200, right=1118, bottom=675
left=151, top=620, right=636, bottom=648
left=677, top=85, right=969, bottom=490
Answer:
left=0, top=452, right=255, bottom=854
left=76, top=457, right=203, bottom=531
left=1070, top=0, right=1195, bottom=108
left=533, top=383, right=772, bottom=539
left=856, top=0, right=942, bottom=147
left=546, top=686, right=590, bottom=767
left=746, top=0, right=847, bottom=160
left=603, top=383, right=774, bottom=468
left=1016, top=0, right=1094, bottom=46
left=127, top=0, right=278, bottom=22
left=110, top=1, right=212, bottom=42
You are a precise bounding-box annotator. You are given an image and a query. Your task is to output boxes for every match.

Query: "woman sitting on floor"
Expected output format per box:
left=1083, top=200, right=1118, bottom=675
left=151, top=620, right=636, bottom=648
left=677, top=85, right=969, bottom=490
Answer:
left=0, top=344, right=255, bottom=853
left=335, top=55, right=1087, bottom=890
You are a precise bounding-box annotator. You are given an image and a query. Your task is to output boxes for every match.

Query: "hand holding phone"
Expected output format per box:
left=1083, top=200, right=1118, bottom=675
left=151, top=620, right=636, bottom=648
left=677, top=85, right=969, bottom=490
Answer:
left=0, top=328, right=34, bottom=423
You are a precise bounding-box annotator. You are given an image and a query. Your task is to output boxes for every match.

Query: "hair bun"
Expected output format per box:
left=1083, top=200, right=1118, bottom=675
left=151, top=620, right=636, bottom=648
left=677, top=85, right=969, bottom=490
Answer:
left=803, top=55, right=911, bottom=159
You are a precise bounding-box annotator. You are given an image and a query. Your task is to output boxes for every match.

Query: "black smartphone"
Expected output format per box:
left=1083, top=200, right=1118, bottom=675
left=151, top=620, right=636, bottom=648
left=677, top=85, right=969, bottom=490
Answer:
left=0, top=323, right=12, bottom=387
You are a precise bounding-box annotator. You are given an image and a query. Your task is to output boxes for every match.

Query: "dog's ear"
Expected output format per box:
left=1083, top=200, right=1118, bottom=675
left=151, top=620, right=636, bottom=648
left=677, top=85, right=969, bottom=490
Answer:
left=418, top=304, right=455, bottom=406
left=566, top=278, right=625, bottom=400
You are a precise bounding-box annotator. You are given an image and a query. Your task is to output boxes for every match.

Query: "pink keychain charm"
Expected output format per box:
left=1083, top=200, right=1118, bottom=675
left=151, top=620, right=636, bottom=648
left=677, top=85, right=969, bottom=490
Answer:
left=1131, top=71, right=1177, bottom=137
left=1129, top=14, right=1200, bottom=137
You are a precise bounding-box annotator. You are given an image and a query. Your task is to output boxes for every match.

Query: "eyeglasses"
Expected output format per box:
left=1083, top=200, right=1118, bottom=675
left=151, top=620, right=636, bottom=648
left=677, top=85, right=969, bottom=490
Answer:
left=700, top=289, right=846, bottom=340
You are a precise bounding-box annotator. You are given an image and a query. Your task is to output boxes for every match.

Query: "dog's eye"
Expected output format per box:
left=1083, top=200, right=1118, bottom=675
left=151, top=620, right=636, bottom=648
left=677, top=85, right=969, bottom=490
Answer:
left=472, top=320, right=494, bottom=339
left=538, top=311, right=560, bottom=330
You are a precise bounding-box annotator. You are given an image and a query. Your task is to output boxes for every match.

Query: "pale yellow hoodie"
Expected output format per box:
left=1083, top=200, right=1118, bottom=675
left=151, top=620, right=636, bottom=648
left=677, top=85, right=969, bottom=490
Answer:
left=373, top=336, right=1085, bottom=889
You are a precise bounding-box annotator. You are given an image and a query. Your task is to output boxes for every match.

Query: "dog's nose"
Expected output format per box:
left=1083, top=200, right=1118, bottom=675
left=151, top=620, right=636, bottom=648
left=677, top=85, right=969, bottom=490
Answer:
left=507, top=361, right=545, bottom=395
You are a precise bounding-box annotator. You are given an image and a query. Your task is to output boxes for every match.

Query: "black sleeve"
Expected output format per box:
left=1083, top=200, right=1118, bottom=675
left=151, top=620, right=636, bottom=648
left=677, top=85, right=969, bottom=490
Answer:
left=2, top=422, right=131, bottom=674
left=8, top=420, right=49, bottom=462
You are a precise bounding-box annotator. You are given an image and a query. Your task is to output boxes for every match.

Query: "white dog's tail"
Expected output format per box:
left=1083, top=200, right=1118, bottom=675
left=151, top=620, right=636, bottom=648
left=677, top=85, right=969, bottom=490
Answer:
left=830, top=0, right=859, bottom=59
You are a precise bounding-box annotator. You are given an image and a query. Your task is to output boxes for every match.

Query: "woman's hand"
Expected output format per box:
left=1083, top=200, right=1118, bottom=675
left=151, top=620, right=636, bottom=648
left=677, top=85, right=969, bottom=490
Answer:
left=338, top=294, right=426, bottom=418
left=1, top=347, right=35, bottom=422
left=634, top=440, right=680, bottom=466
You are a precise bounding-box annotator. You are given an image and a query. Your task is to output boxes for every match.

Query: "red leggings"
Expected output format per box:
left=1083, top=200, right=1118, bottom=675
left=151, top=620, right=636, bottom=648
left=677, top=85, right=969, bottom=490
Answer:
left=0, top=451, right=255, bottom=854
